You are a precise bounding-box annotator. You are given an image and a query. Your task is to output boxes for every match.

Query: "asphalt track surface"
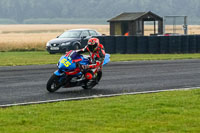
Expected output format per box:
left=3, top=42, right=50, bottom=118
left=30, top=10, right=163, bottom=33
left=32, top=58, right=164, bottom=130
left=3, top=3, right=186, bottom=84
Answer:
left=0, top=60, right=200, bottom=106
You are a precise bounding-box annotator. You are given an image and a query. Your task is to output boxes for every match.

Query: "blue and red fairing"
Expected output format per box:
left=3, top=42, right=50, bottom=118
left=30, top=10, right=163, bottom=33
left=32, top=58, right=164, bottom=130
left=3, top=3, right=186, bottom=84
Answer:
left=54, top=51, right=110, bottom=76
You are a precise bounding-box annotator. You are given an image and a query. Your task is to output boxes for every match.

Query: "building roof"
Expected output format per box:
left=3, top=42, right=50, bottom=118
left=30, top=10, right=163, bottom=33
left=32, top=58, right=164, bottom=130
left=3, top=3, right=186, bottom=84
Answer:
left=107, top=11, right=163, bottom=22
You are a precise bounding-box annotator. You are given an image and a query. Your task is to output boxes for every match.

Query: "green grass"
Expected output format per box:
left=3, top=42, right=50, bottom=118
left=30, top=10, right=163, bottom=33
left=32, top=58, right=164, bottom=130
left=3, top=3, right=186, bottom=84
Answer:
left=0, top=51, right=62, bottom=66
left=0, top=89, right=200, bottom=133
left=1, top=51, right=200, bottom=132
left=111, top=53, right=200, bottom=61
left=1, top=51, right=200, bottom=66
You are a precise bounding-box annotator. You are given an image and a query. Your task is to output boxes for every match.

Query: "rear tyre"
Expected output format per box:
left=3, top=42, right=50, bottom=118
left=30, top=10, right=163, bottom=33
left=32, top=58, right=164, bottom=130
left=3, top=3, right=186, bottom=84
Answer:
left=82, top=80, right=96, bottom=90
left=96, top=71, right=102, bottom=82
left=46, top=74, right=62, bottom=93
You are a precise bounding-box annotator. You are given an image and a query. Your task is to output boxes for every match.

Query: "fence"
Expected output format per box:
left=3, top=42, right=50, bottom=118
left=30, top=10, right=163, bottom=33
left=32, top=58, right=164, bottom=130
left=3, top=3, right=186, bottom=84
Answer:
left=95, top=35, right=200, bottom=54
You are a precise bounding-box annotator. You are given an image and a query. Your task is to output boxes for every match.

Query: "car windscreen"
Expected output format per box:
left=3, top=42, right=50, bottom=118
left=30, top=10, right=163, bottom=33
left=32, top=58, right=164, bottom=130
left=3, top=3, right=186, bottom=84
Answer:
left=58, top=31, right=81, bottom=38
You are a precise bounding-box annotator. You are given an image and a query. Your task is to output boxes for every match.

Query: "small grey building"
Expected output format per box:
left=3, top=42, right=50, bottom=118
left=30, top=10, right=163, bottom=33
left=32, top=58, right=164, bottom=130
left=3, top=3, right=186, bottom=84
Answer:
left=107, top=11, right=163, bottom=36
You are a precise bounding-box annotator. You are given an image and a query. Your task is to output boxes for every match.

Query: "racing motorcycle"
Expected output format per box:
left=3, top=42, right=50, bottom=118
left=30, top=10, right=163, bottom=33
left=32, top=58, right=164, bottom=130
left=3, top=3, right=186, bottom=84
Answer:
left=46, top=50, right=110, bottom=92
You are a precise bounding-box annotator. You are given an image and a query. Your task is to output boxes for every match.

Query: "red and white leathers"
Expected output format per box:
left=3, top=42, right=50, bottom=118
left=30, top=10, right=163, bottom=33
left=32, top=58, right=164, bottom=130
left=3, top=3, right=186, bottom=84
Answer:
left=76, top=38, right=105, bottom=79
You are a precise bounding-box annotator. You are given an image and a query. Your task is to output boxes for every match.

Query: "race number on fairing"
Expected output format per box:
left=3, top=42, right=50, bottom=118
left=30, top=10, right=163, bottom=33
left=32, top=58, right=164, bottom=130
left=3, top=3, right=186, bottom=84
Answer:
left=60, top=59, right=71, bottom=67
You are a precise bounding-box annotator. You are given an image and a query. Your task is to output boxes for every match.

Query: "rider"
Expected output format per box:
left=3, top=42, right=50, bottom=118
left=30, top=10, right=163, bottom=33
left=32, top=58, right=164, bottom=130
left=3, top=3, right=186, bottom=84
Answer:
left=76, top=37, right=105, bottom=81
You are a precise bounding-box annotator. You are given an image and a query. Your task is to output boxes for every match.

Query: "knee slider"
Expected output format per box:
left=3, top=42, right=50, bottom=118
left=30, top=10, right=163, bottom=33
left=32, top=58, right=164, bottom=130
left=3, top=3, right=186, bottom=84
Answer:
left=85, top=71, right=93, bottom=80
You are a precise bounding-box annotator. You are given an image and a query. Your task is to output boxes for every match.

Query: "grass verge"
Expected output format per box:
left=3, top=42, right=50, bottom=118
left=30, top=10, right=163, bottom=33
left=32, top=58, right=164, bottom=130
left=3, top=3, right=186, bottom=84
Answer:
left=1, top=51, right=200, bottom=66
left=0, top=89, right=200, bottom=133
left=111, top=53, right=200, bottom=61
left=0, top=51, right=62, bottom=66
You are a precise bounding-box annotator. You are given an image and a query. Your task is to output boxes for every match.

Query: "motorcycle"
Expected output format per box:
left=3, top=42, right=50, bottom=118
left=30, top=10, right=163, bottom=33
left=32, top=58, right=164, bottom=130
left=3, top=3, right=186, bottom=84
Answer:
left=46, top=50, right=110, bottom=92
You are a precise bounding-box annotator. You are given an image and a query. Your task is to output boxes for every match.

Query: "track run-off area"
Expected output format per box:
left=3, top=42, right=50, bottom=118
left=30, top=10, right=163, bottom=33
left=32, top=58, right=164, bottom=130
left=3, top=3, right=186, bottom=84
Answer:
left=0, top=59, right=200, bottom=107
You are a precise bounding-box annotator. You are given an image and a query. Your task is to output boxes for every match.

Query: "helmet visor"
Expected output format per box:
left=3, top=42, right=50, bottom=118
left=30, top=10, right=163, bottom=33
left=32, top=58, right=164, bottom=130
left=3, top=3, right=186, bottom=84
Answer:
left=88, top=43, right=97, bottom=52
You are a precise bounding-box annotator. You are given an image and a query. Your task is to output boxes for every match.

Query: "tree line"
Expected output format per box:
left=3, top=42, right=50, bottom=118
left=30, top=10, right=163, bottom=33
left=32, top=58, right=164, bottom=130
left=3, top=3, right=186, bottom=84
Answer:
left=0, top=0, right=199, bottom=24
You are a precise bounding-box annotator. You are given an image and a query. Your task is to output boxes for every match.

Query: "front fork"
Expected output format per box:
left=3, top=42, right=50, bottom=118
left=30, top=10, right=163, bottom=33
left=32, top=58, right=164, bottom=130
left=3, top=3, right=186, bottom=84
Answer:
left=54, top=70, right=64, bottom=76
left=54, top=70, right=70, bottom=86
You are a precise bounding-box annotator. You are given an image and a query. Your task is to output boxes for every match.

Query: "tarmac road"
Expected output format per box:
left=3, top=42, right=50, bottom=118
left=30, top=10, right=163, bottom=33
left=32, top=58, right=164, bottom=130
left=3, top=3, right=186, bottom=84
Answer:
left=0, top=59, right=200, bottom=106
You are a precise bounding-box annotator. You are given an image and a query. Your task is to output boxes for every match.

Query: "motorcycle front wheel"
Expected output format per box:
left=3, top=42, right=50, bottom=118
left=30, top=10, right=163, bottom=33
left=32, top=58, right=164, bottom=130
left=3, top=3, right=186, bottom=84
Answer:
left=46, top=74, right=62, bottom=93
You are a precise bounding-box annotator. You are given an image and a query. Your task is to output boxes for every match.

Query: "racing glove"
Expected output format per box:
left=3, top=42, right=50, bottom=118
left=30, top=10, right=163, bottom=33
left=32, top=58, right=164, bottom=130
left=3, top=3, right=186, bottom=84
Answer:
left=81, top=65, right=89, bottom=70
left=76, top=63, right=88, bottom=70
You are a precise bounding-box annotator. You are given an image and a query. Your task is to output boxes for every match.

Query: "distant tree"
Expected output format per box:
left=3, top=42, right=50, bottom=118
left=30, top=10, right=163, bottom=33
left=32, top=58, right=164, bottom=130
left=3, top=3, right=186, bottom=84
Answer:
left=0, top=0, right=199, bottom=24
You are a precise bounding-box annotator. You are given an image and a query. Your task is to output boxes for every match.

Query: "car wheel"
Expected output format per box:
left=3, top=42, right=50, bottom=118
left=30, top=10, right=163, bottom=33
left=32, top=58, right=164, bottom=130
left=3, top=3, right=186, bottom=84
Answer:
left=73, top=44, right=79, bottom=50
left=49, top=52, right=56, bottom=54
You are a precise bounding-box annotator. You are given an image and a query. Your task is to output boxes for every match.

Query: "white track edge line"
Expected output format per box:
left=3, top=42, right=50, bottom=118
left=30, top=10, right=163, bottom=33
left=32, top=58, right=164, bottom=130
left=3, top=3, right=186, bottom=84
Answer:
left=1, top=87, right=199, bottom=108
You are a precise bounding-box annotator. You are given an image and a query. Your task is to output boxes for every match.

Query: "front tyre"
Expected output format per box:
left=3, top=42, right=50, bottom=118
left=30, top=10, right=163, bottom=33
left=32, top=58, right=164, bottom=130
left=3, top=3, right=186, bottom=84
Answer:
left=46, top=74, right=62, bottom=93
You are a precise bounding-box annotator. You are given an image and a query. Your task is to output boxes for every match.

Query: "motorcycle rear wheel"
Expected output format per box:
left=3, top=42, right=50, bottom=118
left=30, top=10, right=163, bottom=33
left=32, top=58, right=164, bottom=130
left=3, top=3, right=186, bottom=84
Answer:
left=82, top=71, right=102, bottom=90
left=46, top=74, right=62, bottom=92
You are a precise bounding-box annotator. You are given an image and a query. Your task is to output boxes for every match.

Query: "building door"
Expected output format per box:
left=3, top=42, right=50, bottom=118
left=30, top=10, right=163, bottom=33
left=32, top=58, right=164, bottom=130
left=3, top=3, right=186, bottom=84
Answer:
left=121, top=22, right=129, bottom=35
